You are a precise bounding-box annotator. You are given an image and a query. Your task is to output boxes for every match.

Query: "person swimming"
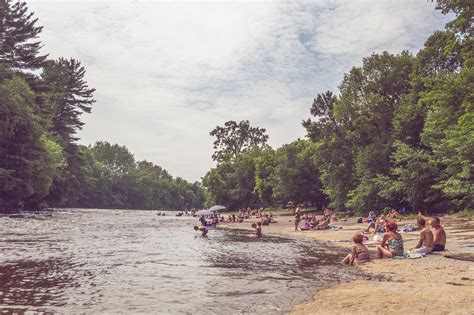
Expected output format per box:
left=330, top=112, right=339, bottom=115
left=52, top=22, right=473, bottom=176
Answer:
left=193, top=225, right=208, bottom=237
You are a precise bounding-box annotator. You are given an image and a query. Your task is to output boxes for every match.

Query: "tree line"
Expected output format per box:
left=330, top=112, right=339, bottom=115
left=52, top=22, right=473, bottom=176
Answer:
left=0, top=0, right=205, bottom=211
left=203, top=1, right=473, bottom=214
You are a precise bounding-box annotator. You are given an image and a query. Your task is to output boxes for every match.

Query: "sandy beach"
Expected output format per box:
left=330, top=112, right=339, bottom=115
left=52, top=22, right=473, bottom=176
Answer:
left=223, top=215, right=474, bottom=314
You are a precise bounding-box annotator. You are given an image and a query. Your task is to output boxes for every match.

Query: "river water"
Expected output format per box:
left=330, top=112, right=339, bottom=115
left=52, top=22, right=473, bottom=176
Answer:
left=0, top=209, right=368, bottom=314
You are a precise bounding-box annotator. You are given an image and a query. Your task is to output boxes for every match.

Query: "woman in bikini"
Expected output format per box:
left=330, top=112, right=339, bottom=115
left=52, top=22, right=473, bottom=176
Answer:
left=342, top=233, right=371, bottom=266
left=376, top=220, right=404, bottom=258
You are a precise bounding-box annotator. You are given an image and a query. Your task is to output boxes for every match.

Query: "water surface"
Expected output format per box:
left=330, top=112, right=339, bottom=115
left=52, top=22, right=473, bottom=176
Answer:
left=0, top=209, right=367, bottom=314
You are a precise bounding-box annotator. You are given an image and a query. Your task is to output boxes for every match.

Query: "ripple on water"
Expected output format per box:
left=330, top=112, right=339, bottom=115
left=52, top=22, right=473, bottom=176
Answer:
left=0, top=209, right=370, bottom=314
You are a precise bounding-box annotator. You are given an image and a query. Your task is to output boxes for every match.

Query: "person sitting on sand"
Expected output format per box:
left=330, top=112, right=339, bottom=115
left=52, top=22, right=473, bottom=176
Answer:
left=365, top=213, right=385, bottom=233
left=430, top=217, right=446, bottom=252
left=373, top=215, right=387, bottom=234
left=387, top=209, right=400, bottom=220
left=410, top=218, right=434, bottom=255
left=342, top=233, right=371, bottom=266
left=193, top=225, right=208, bottom=237
left=377, top=221, right=404, bottom=258
left=314, top=215, right=330, bottom=230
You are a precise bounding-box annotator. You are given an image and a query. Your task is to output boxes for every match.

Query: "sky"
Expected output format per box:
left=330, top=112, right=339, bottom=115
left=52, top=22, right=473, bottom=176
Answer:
left=28, top=0, right=451, bottom=182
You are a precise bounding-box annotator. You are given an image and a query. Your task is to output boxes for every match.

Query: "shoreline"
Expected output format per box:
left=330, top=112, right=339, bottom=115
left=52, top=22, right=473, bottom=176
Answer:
left=222, top=215, right=474, bottom=314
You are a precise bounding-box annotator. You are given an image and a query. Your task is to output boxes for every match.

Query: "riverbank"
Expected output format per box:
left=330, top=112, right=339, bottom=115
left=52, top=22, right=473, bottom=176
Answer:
left=222, top=215, right=474, bottom=314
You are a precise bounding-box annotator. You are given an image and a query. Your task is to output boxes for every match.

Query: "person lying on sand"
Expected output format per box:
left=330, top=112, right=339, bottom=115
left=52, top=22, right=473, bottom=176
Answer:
left=377, top=221, right=404, bottom=258
left=342, top=233, right=371, bottom=266
left=410, top=218, right=434, bottom=255
left=193, top=225, right=208, bottom=237
left=430, top=217, right=446, bottom=252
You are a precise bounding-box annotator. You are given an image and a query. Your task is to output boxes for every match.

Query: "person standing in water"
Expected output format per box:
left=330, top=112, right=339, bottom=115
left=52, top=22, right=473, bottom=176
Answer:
left=255, top=222, right=262, bottom=237
left=193, top=225, right=208, bottom=237
left=294, top=208, right=301, bottom=231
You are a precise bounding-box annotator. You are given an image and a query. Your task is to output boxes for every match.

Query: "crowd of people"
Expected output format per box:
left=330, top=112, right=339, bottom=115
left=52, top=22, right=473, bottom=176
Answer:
left=192, top=207, right=278, bottom=237
left=191, top=205, right=448, bottom=265
left=342, top=210, right=447, bottom=265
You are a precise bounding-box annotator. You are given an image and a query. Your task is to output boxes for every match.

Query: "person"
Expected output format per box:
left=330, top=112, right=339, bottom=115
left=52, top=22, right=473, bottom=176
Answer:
left=388, top=209, right=400, bottom=220
left=430, top=217, right=446, bottom=252
left=342, top=233, right=371, bottom=265
left=364, top=211, right=377, bottom=232
left=294, top=208, right=301, bottom=231
left=193, top=225, right=208, bottom=237
left=255, top=222, right=262, bottom=238
left=199, top=215, right=206, bottom=227
left=410, top=218, right=434, bottom=255
left=377, top=220, right=404, bottom=258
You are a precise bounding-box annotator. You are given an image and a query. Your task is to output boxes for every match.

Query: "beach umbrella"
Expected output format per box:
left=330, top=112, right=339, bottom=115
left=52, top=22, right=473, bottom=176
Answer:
left=195, top=209, right=213, bottom=216
left=208, top=205, right=226, bottom=212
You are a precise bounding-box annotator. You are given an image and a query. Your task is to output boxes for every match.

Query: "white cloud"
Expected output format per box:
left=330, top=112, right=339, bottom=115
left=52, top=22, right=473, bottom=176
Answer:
left=27, top=0, right=450, bottom=181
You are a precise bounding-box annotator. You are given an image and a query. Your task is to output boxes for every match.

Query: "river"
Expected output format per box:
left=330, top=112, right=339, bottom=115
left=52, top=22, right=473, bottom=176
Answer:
left=0, top=209, right=367, bottom=314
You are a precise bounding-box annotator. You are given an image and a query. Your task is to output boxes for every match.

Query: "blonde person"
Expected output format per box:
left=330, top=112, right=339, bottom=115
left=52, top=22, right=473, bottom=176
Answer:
left=342, top=233, right=371, bottom=266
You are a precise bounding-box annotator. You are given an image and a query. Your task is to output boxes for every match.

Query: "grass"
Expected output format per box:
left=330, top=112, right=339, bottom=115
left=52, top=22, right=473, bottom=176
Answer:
left=400, top=213, right=418, bottom=220
left=457, top=209, right=474, bottom=218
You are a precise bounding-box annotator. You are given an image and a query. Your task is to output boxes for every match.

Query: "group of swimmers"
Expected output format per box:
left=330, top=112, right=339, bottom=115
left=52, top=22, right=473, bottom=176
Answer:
left=342, top=214, right=447, bottom=265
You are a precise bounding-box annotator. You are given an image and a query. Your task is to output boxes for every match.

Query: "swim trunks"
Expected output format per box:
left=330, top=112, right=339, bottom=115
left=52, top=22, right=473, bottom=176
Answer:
left=432, top=244, right=445, bottom=252
left=411, top=246, right=433, bottom=255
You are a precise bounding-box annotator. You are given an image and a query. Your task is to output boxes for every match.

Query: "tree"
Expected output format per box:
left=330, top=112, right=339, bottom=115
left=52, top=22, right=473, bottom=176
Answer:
left=0, top=65, right=61, bottom=210
left=0, top=0, right=47, bottom=70
left=41, top=58, right=95, bottom=145
left=272, top=140, right=327, bottom=208
left=210, top=120, right=269, bottom=161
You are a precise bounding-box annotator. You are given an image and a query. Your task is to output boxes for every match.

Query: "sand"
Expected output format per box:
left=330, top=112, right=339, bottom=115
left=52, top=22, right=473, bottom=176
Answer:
left=222, top=215, right=474, bottom=314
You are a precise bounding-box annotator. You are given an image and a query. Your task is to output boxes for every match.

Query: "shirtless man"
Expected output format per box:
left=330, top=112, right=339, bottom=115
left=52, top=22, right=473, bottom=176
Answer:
left=193, top=225, right=208, bottom=237
left=430, top=217, right=446, bottom=252
left=411, top=219, right=434, bottom=254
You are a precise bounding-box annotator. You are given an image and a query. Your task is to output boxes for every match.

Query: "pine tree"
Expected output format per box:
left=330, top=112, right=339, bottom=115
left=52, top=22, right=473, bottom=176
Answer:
left=0, top=0, right=47, bottom=70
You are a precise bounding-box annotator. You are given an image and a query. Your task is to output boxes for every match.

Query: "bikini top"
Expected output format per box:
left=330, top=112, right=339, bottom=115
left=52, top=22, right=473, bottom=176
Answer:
left=387, top=238, right=404, bottom=250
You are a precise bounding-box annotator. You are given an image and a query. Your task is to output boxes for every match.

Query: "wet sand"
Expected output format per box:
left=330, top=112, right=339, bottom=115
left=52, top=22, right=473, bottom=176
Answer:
left=224, top=215, right=474, bottom=314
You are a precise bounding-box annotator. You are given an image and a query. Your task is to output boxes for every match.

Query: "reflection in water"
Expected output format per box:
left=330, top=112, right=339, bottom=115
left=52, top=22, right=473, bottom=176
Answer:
left=0, top=209, right=369, bottom=314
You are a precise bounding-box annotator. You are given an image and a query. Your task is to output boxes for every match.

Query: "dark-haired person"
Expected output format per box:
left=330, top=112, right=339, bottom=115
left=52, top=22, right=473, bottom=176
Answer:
left=255, top=222, right=262, bottom=238
left=342, top=233, right=371, bottom=266
left=430, top=217, right=446, bottom=252
left=193, top=225, right=208, bottom=237
left=377, top=221, right=404, bottom=258
left=410, top=218, right=434, bottom=255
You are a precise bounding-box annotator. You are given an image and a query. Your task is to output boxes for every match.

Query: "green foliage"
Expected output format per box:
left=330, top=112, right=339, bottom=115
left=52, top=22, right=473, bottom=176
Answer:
left=0, top=0, right=47, bottom=70
left=302, top=4, right=473, bottom=213
left=210, top=120, right=269, bottom=162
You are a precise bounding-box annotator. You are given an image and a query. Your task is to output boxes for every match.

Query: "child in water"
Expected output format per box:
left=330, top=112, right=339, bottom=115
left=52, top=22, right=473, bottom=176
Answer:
left=193, top=225, right=208, bottom=237
left=251, top=222, right=262, bottom=238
